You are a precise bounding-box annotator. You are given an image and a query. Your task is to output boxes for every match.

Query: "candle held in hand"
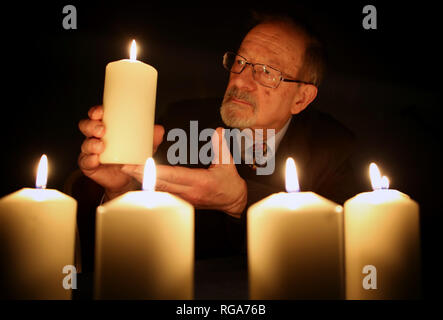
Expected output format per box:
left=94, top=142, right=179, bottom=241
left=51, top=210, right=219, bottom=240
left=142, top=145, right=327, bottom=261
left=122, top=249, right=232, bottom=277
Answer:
left=100, top=40, right=158, bottom=165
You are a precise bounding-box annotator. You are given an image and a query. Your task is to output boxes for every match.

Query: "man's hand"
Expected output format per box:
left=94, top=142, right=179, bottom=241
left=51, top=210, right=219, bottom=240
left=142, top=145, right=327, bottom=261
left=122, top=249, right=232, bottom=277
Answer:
left=122, top=127, right=247, bottom=218
left=78, top=105, right=165, bottom=201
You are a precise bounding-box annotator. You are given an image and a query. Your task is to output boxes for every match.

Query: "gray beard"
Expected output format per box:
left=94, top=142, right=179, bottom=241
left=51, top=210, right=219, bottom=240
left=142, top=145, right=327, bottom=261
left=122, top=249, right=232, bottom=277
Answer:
left=220, top=101, right=257, bottom=129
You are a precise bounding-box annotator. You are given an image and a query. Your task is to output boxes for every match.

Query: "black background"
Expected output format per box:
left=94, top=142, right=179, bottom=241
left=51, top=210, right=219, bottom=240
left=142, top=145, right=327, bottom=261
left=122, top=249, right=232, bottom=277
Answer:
left=0, top=1, right=441, bottom=300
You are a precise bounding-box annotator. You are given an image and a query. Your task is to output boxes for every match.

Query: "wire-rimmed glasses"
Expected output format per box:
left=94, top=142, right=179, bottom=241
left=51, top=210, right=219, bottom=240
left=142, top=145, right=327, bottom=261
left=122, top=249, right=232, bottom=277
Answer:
left=223, top=51, right=314, bottom=88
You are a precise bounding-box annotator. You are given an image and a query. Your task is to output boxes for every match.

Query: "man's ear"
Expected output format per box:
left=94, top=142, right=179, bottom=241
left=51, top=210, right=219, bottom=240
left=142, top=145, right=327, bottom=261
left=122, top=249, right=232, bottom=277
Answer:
left=290, top=84, right=318, bottom=115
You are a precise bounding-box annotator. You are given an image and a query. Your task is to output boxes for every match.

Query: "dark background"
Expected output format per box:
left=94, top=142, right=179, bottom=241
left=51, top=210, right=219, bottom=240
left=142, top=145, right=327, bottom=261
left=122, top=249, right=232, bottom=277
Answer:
left=0, top=1, right=441, bottom=299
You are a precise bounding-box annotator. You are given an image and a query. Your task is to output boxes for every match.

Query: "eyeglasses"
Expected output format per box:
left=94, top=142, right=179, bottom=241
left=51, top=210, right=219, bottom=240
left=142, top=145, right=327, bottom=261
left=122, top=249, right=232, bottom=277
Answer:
left=223, top=51, right=314, bottom=89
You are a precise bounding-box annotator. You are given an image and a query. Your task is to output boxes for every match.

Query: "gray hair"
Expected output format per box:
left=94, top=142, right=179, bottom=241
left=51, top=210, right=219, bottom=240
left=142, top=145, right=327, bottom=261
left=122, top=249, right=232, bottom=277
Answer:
left=248, top=11, right=326, bottom=87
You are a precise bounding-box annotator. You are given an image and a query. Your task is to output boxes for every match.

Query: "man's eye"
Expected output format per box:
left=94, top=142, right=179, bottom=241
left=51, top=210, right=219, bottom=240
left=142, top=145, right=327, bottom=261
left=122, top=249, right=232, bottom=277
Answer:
left=262, top=66, right=272, bottom=75
left=236, top=59, right=245, bottom=66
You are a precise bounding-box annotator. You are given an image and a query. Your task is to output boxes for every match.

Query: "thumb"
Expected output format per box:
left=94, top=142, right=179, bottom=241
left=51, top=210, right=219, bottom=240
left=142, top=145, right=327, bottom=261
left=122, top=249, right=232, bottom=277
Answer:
left=121, top=164, right=144, bottom=183
left=211, top=127, right=233, bottom=165
left=153, top=124, right=165, bottom=154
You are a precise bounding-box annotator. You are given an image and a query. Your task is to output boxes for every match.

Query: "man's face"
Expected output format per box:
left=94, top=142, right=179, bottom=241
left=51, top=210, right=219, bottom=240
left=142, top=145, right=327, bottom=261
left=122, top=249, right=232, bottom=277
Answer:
left=220, top=23, right=306, bottom=132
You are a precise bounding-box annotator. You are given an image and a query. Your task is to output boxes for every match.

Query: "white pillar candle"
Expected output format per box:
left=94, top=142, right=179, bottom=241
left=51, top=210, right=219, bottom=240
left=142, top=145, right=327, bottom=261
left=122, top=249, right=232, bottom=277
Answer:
left=248, top=158, right=344, bottom=299
left=100, top=40, right=158, bottom=165
left=0, top=155, right=77, bottom=299
left=344, top=163, right=421, bottom=299
left=94, top=158, right=194, bottom=299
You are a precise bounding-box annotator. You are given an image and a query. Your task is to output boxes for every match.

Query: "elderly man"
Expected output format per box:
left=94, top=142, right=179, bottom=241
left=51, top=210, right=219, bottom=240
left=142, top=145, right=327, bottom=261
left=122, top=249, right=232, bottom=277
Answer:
left=78, top=15, right=357, bottom=264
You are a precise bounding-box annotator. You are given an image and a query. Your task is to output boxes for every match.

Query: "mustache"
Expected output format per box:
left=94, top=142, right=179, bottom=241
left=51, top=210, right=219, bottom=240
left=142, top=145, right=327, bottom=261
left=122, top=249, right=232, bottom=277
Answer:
left=223, top=87, right=256, bottom=108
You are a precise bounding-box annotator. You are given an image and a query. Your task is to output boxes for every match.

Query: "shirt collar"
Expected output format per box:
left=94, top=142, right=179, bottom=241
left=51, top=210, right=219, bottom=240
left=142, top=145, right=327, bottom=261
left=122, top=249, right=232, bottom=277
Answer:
left=234, top=116, right=292, bottom=154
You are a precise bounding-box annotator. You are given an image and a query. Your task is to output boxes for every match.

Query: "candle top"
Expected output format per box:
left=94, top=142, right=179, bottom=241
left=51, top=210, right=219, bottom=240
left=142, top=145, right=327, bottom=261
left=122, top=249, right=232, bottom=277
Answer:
left=348, top=189, right=413, bottom=205
left=249, top=191, right=342, bottom=213
left=98, top=190, right=193, bottom=211
left=0, top=188, right=76, bottom=203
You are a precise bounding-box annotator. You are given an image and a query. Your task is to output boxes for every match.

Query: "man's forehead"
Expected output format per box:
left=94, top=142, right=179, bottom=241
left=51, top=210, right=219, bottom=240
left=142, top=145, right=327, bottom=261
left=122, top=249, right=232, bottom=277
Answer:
left=238, top=43, right=281, bottom=67
left=238, top=24, right=305, bottom=70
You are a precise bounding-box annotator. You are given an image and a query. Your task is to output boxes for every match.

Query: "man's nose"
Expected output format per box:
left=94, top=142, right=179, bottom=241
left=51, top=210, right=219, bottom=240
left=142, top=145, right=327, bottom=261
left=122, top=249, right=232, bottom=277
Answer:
left=229, top=65, right=257, bottom=91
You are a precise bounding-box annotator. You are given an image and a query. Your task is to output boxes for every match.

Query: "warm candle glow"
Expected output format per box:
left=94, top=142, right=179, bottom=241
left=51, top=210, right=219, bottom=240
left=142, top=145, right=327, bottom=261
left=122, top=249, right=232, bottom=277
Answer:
left=0, top=152, right=77, bottom=299
left=249, top=158, right=344, bottom=299
left=36, top=154, right=48, bottom=189
left=369, top=163, right=390, bottom=190
left=346, top=163, right=420, bottom=299
left=369, top=162, right=382, bottom=190
left=381, top=176, right=390, bottom=189
left=285, top=157, right=300, bottom=193
left=102, top=38, right=157, bottom=165
left=130, top=40, right=137, bottom=61
left=142, top=157, right=156, bottom=191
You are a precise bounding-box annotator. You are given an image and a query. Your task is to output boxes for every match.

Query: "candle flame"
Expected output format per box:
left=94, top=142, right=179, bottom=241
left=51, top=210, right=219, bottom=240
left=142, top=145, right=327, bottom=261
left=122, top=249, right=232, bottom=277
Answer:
left=36, top=154, right=48, bottom=189
left=142, top=157, right=156, bottom=191
left=381, top=176, right=390, bottom=189
left=130, top=40, right=137, bottom=61
left=285, top=157, right=300, bottom=193
left=369, top=162, right=389, bottom=190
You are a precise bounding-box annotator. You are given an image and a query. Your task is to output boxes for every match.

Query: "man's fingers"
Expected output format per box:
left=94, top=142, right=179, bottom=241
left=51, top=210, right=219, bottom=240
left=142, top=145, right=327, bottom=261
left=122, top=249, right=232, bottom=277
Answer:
left=121, top=164, right=144, bottom=182
left=154, top=124, right=165, bottom=145
left=123, top=163, right=207, bottom=187
left=81, top=138, right=104, bottom=155
left=153, top=124, right=165, bottom=153
left=78, top=153, right=100, bottom=172
left=156, top=165, right=207, bottom=186
left=78, top=119, right=105, bottom=138
left=88, top=105, right=104, bottom=120
left=211, top=127, right=233, bottom=165
left=155, top=179, right=193, bottom=196
left=122, top=164, right=207, bottom=189
left=118, top=164, right=195, bottom=200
